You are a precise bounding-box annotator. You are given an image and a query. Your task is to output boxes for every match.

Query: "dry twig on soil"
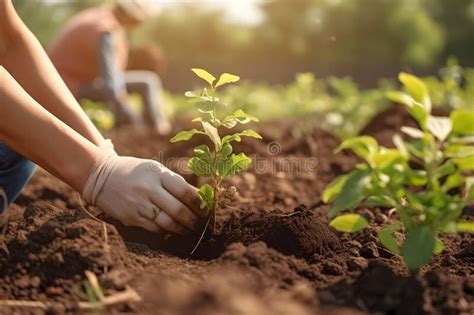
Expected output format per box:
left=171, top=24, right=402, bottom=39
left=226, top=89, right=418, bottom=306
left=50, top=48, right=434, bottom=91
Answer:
left=76, top=193, right=110, bottom=273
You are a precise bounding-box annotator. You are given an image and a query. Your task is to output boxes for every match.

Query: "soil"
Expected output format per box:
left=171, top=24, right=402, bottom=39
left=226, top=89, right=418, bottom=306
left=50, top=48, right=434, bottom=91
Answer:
left=0, top=111, right=472, bottom=315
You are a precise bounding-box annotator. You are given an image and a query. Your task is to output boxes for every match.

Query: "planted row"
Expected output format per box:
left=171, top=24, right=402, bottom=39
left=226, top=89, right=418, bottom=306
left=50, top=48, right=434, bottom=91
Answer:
left=325, top=73, right=474, bottom=272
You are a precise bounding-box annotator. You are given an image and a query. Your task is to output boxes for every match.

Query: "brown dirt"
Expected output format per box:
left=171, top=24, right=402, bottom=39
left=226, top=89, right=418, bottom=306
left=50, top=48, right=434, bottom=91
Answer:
left=0, top=116, right=472, bottom=315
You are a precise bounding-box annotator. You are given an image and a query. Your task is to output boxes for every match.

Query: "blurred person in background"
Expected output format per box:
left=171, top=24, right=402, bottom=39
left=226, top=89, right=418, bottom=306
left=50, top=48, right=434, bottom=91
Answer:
left=0, top=0, right=206, bottom=236
left=128, top=45, right=167, bottom=78
left=49, top=0, right=171, bottom=134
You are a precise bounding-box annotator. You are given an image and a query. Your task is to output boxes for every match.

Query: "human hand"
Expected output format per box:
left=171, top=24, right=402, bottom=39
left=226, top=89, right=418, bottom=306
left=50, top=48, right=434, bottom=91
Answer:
left=82, top=154, right=208, bottom=234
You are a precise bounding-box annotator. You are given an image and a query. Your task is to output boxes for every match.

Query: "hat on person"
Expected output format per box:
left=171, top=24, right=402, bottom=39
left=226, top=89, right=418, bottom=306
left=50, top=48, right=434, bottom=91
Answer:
left=116, top=0, right=151, bottom=21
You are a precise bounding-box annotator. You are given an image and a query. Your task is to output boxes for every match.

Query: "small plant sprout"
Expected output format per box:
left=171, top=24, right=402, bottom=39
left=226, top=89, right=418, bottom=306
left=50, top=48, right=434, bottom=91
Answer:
left=323, top=72, right=474, bottom=273
left=171, top=68, right=262, bottom=243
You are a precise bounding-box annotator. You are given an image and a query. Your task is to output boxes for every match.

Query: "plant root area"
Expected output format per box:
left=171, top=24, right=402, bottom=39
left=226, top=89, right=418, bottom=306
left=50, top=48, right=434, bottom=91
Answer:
left=1, top=108, right=473, bottom=315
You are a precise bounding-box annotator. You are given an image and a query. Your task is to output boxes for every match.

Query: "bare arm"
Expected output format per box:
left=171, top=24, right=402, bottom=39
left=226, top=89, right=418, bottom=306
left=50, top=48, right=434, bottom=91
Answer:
left=0, top=66, right=100, bottom=191
left=0, top=0, right=105, bottom=145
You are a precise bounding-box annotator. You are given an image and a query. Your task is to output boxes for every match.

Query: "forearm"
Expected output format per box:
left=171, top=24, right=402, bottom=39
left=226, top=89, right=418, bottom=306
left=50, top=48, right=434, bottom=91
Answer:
left=1, top=1, right=104, bottom=145
left=0, top=67, right=101, bottom=192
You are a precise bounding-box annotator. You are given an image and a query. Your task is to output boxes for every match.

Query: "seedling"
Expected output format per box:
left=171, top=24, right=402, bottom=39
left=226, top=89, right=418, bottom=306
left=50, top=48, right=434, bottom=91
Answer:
left=77, top=271, right=141, bottom=311
left=171, top=68, right=262, bottom=243
left=324, top=72, right=474, bottom=273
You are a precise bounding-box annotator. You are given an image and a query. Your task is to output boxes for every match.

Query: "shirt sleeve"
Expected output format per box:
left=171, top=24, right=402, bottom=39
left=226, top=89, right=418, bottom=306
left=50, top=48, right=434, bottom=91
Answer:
left=98, top=32, right=126, bottom=98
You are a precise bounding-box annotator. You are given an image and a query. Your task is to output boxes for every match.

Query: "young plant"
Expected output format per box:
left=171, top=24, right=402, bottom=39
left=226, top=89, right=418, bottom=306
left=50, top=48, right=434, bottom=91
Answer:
left=324, top=72, right=474, bottom=273
left=171, top=68, right=262, bottom=233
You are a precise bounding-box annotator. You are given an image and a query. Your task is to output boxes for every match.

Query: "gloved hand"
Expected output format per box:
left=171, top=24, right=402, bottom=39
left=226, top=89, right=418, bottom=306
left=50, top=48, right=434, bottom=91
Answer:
left=98, top=139, right=116, bottom=155
left=82, top=152, right=208, bottom=234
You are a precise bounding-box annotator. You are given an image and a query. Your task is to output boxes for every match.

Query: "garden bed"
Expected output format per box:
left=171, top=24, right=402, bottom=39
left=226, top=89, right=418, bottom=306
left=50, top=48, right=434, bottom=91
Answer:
left=0, top=108, right=473, bottom=315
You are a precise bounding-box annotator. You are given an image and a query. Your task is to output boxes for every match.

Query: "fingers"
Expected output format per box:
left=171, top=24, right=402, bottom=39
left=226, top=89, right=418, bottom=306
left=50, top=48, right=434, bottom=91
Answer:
left=125, top=205, right=187, bottom=235
left=154, top=208, right=189, bottom=235
left=150, top=189, right=200, bottom=232
left=160, top=171, right=210, bottom=219
left=133, top=216, right=161, bottom=233
left=138, top=206, right=155, bottom=221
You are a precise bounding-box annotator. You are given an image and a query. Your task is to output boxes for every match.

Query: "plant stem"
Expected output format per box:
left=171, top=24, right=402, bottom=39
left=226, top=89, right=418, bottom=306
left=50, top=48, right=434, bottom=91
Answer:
left=190, top=214, right=212, bottom=256
left=212, top=177, right=219, bottom=232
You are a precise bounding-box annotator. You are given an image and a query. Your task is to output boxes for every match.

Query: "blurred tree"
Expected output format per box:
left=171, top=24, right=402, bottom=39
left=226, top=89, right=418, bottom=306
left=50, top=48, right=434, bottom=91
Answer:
left=12, top=0, right=474, bottom=88
left=432, top=0, right=474, bottom=66
left=259, top=0, right=444, bottom=68
left=12, top=0, right=107, bottom=47
left=131, top=5, right=254, bottom=90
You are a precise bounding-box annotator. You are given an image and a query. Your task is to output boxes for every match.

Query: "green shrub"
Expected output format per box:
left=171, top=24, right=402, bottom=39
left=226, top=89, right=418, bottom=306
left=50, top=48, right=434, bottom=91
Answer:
left=324, top=72, right=474, bottom=272
left=171, top=68, right=262, bottom=232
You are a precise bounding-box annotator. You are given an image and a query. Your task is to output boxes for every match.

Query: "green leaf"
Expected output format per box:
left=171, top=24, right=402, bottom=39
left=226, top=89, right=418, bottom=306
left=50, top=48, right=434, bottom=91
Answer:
left=401, top=226, right=436, bottom=273
left=453, top=156, right=474, bottom=171
left=198, top=184, right=215, bottom=210
left=194, top=144, right=212, bottom=159
left=372, top=148, right=406, bottom=169
left=196, top=101, right=215, bottom=114
left=84, top=282, right=99, bottom=303
left=427, top=116, right=452, bottom=142
left=215, top=73, right=240, bottom=89
left=433, top=238, right=445, bottom=254
left=401, top=126, right=424, bottom=139
left=228, top=153, right=252, bottom=176
left=451, top=109, right=474, bottom=135
left=217, top=153, right=252, bottom=177
left=170, top=129, right=202, bottom=143
left=188, top=157, right=211, bottom=177
left=450, top=136, right=474, bottom=144
left=221, top=117, right=238, bottom=129
left=399, top=72, right=431, bottom=112
left=377, top=223, right=402, bottom=254
left=184, top=91, right=199, bottom=98
left=387, top=91, right=415, bottom=108
left=457, top=221, right=474, bottom=233
left=215, top=144, right=235, bottom=176
left=443, top=174, right=464, bottom=192
left=366, top=195, right=394, bottom=207
left=434, top=160, right=456, bottom=180
left=336, top=136, right=378, bottom=162
left=393, top=134, right=409, bottom=157
left=327, top=169, right=371, bottom=218
left=387, top=91, right=428, bottom=127
left=191, top=68, right=216, bottom=86
left=329, top=214, right=368, bottom=233
left=216, top=158, right=232, bottom=178
left=233, top=109, right=258, bottom=122
left=238, top=129, right=262, bottom=139
left=222, top=109, right=259, bottom=128
left=222, top=130, right=262, bottom=144
left=445, top=144, right=474, bottom=158
left=407, top=169, right=428, bottom=186
left=466, top=177, right=474, bottom=202
left=184, top=91, right=197, bottom=98
left=322, top=174, right=349, bottom=203
left=202, top=122, right=221, bottom=150
left=220, top=143, right=233, bottom=158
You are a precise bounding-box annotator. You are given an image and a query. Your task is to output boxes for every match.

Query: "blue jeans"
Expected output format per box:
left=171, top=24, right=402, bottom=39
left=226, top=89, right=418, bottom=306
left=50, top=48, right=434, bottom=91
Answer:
left=0, top=143, right=36, bottom=213
left=77, top=71, right=165, bottom=127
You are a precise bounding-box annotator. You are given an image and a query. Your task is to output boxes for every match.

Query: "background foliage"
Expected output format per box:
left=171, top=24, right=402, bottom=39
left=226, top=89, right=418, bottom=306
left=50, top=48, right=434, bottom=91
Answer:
left=13, top=0, right=474, bottom=91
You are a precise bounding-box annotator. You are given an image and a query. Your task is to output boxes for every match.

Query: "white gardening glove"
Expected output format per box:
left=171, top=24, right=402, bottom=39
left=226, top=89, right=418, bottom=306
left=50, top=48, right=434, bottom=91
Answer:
left=98, top=139, right=117, bottom=155
left=82, top=153, right=208, bottom=234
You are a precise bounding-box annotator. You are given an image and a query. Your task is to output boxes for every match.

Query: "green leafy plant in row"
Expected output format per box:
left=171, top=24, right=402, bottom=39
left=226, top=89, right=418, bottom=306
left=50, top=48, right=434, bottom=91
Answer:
left=171, top=68, right=262, bottom=248
left=324, top=72, right=474, bottom=273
